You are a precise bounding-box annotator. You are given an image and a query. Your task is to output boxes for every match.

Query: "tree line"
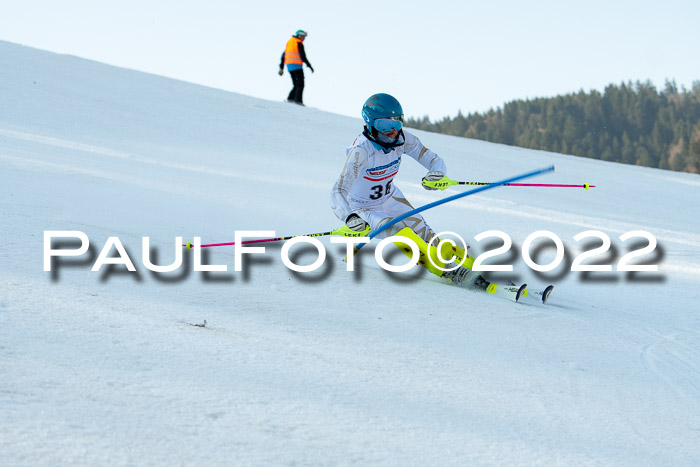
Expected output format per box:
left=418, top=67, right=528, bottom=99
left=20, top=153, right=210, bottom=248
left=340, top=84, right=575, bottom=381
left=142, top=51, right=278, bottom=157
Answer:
left=407, top=80, right=700, bottom=173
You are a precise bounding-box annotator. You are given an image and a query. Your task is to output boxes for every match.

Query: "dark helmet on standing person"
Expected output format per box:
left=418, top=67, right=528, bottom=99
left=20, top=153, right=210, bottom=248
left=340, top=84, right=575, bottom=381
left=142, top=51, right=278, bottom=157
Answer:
left=295, top=30, right=308, bottom=38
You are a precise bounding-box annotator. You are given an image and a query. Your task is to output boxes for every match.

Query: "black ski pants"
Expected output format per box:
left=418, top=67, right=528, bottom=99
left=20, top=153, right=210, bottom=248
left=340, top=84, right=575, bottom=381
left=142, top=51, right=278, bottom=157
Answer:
left=287, top=69, right=305, bottom=104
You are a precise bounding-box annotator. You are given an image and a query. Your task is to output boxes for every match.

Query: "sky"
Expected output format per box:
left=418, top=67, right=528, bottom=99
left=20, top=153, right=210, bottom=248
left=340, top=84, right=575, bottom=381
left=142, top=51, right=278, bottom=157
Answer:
left=2, top=0, right=699, bottom=120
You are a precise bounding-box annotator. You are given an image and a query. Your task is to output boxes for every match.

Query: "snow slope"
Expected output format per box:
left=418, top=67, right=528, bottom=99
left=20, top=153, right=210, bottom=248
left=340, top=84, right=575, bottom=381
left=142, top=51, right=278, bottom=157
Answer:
left=2, top=40, right=700, bottom=465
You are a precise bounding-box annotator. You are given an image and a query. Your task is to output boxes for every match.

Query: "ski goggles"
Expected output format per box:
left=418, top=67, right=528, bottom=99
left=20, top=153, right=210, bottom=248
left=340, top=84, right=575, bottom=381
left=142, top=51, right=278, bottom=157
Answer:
left=373, top=116, right=404, bottom=133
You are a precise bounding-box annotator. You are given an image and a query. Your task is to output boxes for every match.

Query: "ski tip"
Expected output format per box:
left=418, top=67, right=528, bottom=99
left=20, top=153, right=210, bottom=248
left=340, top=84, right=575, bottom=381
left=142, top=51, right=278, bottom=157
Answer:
left=516, top=283, right=528, bottom=302
left=542, top=285, right=555, bottom=304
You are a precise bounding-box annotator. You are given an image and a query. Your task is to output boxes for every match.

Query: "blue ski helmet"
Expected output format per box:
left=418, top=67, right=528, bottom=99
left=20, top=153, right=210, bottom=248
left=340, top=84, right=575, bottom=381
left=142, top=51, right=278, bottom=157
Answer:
left=362, top=93, right=404, bottom=134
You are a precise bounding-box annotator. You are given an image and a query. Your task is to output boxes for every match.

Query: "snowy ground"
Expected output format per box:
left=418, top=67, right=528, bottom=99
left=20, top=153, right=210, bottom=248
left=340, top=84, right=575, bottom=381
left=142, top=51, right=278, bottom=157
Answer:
left=2, top=40, right=700, bottom=465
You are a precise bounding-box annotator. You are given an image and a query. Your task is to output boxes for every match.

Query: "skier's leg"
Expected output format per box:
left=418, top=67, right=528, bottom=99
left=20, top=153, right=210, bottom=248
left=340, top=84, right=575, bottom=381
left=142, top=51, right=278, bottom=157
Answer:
left=391, top=226, right=448, bottom=276
left=357, top=192, right=479, bottom=283
left=287, top=71, right=296, bottom=101
left=294, top=70, right=305, bottom=103
left=390, top=227, right=486, bottom=290
left=288, top=69, right=304, bottom=104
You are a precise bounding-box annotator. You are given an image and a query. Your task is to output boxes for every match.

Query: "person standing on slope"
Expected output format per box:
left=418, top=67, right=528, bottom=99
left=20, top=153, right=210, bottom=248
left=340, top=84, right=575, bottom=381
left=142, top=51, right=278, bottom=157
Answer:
left=330, top=93, right=489, bottom=290
left=278, top=30, right=314, bottom=106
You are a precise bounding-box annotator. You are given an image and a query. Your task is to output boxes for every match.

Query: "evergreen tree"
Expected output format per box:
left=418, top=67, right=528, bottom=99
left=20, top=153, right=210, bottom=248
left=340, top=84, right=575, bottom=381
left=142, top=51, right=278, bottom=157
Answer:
left=406, top=80, right=700, bottom=174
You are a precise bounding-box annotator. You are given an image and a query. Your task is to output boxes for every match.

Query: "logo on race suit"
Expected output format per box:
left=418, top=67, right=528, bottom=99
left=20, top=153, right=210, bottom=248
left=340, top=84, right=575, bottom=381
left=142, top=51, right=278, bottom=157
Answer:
left=365, top=157, right=400, bottom=180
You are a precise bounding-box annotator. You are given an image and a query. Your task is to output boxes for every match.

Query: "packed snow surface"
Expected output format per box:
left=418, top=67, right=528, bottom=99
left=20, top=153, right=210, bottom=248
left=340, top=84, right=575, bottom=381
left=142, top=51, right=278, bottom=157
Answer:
left=2, top=41, right=700, bottom=465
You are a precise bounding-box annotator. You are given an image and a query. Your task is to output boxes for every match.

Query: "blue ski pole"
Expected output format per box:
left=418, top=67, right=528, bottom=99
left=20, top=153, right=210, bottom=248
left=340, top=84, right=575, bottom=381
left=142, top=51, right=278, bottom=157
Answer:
left=355, top=165, right=555, bottom=252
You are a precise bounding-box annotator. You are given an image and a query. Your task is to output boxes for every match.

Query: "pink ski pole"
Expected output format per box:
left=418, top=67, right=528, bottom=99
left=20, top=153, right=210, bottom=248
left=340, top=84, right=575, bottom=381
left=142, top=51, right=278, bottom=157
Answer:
left=423, top=176, right=594, bottom=191
left=183, top=225, right=365, bottom=249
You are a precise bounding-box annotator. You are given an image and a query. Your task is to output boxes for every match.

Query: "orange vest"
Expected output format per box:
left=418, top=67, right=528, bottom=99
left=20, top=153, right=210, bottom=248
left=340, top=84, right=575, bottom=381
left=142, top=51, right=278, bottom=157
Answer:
left=284, top=37, right=303, bottom=65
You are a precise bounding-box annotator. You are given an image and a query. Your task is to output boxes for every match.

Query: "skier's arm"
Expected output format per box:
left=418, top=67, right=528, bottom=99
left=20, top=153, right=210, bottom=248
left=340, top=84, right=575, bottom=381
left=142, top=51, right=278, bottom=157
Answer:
left=279, top=52, right=285, bottom=70
left=330, top=147, right=368, bottom=222
left=402, top=131, right=447, bottom=173
left=298, top=43, right=314, bottom=71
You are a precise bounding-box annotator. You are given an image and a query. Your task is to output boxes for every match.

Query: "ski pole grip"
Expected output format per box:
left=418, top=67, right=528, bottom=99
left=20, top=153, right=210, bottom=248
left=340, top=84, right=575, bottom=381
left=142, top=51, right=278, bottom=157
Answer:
left=422, top=176, right=453, bottom=191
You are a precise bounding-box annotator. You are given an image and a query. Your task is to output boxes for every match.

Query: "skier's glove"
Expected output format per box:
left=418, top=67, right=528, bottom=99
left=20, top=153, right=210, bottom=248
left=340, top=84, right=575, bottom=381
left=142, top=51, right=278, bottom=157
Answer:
left=345, top=214, right=368, bottom=232
left=309, top=66, right=315, bottom=73
left=278, top=68, right=283, bottom=76
left=422, top=171, right=445, bottom=190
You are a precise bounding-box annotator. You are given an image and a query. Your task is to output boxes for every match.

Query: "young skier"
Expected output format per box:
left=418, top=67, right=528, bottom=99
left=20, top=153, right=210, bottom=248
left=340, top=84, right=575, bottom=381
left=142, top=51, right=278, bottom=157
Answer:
left=330, top=93, right=489, bottom=291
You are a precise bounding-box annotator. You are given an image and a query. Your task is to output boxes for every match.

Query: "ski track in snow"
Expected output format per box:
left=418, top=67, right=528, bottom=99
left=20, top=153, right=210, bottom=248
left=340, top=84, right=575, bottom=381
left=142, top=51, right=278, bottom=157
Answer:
left=641, top=330, right=700, bottom=405
left=0, top=128, right=316, bottom=189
